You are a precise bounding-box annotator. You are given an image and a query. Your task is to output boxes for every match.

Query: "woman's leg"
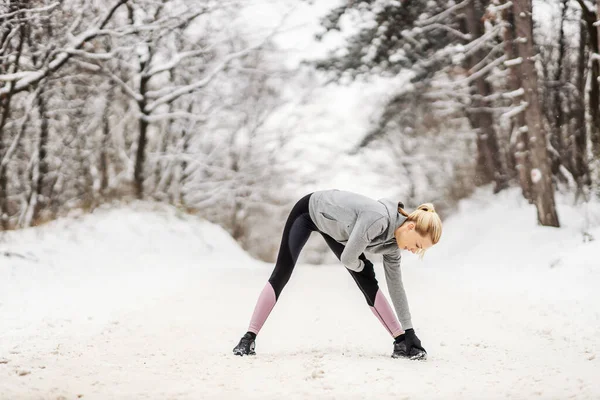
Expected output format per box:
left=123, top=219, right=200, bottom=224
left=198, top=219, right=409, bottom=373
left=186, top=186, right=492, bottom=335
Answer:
left=246, top=193, right=317, bottom=335
left=319, top=233, right=404, bottom=338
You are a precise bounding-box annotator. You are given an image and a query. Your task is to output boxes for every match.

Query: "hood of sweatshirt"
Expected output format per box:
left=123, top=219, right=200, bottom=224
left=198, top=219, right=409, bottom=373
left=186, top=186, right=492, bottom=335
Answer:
left=377, top=198, right=408, bottom=241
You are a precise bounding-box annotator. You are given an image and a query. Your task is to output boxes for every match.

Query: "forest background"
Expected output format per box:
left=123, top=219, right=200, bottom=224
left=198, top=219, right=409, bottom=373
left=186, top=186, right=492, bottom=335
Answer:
left=1, top=0, right=599, bottom=261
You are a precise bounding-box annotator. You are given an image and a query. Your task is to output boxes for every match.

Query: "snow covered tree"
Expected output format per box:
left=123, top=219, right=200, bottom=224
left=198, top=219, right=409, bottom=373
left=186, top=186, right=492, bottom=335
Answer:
left=462, top=0, right=508, bottom=191
left=315, top=0, right=510, bottom=196
left=573, top=7, right=591, bottom=193
left=512, top=0, right=559, bottom=226
left=0, top=0, right=293, bottom=234
left=575, top=0, right=600, bottom=161
left=499, top=0, right=532, bottom=201
left=176, top=38, right=296, bottom=260
left=0, top=0, right=133, bottom=228
left=87, top=0, right=278, bottom=199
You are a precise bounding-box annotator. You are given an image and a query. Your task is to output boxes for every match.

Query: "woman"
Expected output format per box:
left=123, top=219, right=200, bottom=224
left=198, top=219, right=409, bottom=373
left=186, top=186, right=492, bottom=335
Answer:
left=232, top=189, right=442, bottom=360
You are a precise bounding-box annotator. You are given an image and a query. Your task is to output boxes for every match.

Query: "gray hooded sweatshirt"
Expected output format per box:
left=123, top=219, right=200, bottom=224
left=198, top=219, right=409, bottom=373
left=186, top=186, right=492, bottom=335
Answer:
left=308, top=189, right=413, bottom=330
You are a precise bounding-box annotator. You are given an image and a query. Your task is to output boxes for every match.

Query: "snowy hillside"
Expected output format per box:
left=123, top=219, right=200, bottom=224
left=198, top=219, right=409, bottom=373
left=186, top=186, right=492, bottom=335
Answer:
left=1, top=191, right=599, bottom=399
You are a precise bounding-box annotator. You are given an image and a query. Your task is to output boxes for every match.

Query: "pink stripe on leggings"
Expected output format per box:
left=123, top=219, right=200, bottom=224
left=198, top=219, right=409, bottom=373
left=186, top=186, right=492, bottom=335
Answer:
left=248, top=282, right=277, bottom=334
left=370, top=289, right=404, bottom=338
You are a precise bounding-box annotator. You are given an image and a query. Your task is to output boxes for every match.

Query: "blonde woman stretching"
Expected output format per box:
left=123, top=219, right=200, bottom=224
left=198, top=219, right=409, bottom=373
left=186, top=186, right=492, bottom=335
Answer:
left=233, top=189, right=442, bottom=360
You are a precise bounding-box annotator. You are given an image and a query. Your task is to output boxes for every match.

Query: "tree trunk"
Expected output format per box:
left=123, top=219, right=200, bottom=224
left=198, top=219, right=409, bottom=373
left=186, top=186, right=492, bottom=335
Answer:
left=179, top=103, right=193, bottom=207
left=577, top=0, right=600, bottom=159
left=592, top=0, right=600, bottom=159
left=502, top=0, right=532, bottom=202
left=0, top=90, right=12, bottom=229
left=514, top=0, right=559, bottom=227
left=153, top=109, right=173, bottom=201
left=32, top=84, right=50, bottom=224
left=100, top=89, right=112, bottom=195
left=551, top=0, right=567, bottom=171
left=0, top=97, right=10, bottom=230
left=134, top=113, right=148, bottom=199
left=464, top=0, right=508, bottom=192
left=0, top=0, right=25, bottom=229
left=134, top=75, right=150, bottom=199
left=73, top=107, right=93, bottom=207
left=573, top=18, right=591, bottom=189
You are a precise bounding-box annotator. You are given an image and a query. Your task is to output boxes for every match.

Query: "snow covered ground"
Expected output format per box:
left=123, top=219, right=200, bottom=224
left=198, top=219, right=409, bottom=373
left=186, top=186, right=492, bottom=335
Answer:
left=1, top=189, right=599, bottom=399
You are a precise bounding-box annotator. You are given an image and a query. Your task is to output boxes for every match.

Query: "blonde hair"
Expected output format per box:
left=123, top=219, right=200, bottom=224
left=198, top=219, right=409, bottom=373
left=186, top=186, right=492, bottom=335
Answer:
left=398, top=202, right=442, bottom=256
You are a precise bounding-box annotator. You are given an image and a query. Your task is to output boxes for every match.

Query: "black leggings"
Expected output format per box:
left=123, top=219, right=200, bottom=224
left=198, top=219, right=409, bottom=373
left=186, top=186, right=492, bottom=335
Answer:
left=268, top=193, right=379, bottom=306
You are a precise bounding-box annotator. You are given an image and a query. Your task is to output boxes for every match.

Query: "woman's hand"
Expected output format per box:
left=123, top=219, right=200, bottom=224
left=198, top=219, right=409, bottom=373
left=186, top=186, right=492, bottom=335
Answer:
left=393, top=329, right=427, bottom=360
left=403, top=328, right=426, bottom=353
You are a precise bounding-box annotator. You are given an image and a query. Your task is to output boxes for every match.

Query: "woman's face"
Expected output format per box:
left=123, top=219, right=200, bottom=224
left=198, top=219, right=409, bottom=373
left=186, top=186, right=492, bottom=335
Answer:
left=395, top=222, right=433, bottom=254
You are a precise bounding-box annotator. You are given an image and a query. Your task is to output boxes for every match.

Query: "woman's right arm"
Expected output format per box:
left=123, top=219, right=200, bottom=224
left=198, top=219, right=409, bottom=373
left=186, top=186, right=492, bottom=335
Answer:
left=383, top=250, right=413, bottom=330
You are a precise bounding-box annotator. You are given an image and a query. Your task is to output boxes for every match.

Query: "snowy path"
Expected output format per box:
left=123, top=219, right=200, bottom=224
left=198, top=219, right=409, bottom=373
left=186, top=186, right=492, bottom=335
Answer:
left=2, top=262, right=599, bottom=399
left=1, top=201, right=599, bottom=399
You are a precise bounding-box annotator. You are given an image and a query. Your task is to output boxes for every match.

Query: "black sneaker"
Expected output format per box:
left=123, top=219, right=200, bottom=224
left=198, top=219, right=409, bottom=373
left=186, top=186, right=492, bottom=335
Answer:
left=233, top=332, right=256, bottom=356
left=391, top=340, right=427, bottom=360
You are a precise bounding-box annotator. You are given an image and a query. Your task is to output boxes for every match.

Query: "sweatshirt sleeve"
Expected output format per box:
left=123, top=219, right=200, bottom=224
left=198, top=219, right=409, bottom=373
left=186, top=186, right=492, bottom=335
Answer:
left=340, top=214, right=386, bottom=272
left=383, top=249, right=413, bottom=330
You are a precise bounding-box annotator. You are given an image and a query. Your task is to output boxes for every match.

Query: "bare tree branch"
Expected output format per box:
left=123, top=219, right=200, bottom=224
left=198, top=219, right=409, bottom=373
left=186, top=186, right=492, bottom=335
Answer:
left=99, top=66, right=144, bottom=102
left=60, top=49, right=116, bottom=61
left=146, top=42, right=266, bottom=112
left=0, top=0, right=130, bottom=98
left=416, top=0, right=471, bottom=26
left=143, top=47, right=212, bottom=77
left=435, top=55, right=507, bottom=88
left=0, top=2, right=60, bottom=21
left=140, top=111, right=208, bottom=123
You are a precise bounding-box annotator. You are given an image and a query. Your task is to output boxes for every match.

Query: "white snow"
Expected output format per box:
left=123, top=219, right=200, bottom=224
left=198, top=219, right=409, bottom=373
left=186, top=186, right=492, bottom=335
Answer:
left=503, top=88, right=525, bottom=99
left=531, top=168, right=542, bottom=184
left=1, top=189, right=600, bottom=399
left=504, top=57, right=523, bottom=67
